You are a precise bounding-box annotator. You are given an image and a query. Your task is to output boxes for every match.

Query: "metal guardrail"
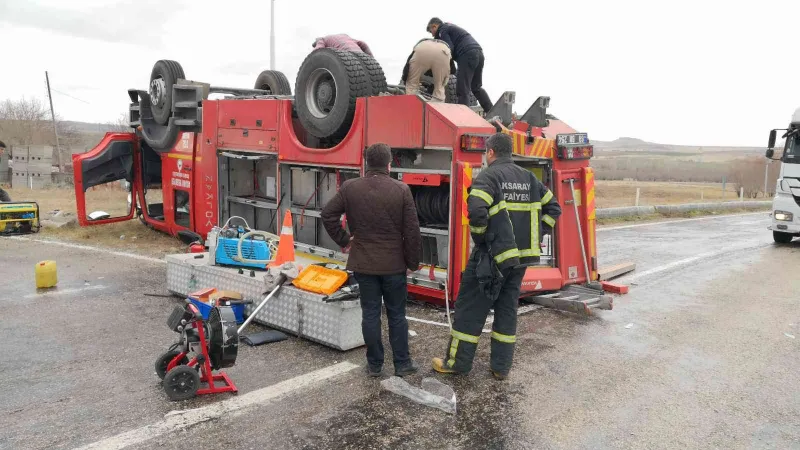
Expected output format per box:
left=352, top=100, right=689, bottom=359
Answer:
left=596, top=201, right=772, bottom=219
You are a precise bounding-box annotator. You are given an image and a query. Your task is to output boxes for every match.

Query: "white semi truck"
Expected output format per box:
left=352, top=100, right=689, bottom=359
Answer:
left=766, top=108, right=800, bottom=243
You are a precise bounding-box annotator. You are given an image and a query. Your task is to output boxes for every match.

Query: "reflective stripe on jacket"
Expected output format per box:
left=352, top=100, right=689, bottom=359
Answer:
left=467, top=157, right=562, bottom=269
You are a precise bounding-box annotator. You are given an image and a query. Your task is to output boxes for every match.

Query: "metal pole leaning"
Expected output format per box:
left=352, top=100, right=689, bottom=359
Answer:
left=567, top=178, right=591, bottom=287
left=237, top=273, right=286, bottom=334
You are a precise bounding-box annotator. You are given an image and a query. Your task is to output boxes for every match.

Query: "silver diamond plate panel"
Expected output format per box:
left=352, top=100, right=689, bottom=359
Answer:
left=165, top=253, right=364, bottom=350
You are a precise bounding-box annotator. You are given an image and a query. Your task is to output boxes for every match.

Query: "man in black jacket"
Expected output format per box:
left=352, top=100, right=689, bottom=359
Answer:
left=432, top=132, right=561, bottom=380
left=427, top=17, right=493, bottom=113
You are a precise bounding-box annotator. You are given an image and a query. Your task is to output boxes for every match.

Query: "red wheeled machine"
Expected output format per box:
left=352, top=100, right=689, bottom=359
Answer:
left=74, top=50, right=624, bottom=317
left=156, top=301, right=239, bottom=401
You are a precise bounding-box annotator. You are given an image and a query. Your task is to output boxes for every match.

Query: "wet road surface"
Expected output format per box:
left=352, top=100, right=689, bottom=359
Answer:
left=2, top=212, right=799, bottom=449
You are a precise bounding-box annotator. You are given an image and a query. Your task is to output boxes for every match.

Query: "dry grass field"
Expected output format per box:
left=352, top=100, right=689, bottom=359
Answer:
left=594, top=180, right=749, bottom=208
left=4, top=186, right=182, bottom=257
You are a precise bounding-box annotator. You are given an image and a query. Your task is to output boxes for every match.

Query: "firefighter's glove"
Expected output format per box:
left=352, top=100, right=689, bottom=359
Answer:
left=476, top=248, right=503, bottom=302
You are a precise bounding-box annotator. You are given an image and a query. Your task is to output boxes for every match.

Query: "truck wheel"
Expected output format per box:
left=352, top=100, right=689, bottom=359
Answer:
left=295, top=48, right=369, bottom=139
left=773, top=231, right=793, bottom=244
left=353, top=52, right=387, bottom=96
left=444, top=75, right=478, bottom=106
left=149, top=60, right=185, bottom=126
left=135, top=88, right=181, bottom=152
left=254, top=70, right=292, bottom=95
left=0, top=187, right=10, bottom=202
left=419, top=74, right=478, bottom=106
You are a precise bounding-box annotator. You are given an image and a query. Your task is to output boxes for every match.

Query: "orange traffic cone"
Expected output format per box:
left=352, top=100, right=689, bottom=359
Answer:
left=268, top=211, right=296, bottom=268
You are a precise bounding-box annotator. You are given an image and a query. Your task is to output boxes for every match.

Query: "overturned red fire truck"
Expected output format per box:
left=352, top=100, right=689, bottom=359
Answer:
left=73, top=50, right=614, bottom=327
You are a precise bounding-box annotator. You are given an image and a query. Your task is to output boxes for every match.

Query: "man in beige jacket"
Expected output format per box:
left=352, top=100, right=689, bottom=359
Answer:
left=401, top=38, right=455, bottom=102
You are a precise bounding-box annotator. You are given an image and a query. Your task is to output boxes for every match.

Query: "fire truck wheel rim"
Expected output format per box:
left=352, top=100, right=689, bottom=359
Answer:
left=149, top=77, right=166, bottom=108
left=306, top=68, right=337, bottom=119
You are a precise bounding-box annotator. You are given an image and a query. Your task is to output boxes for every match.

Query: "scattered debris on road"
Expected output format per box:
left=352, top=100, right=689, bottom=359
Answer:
left=381, top=376, right=456, bottom=414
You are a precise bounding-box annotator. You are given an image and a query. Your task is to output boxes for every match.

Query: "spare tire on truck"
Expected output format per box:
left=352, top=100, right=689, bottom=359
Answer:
left=254, top=70, right=292, bottom=95
left=0, top=187, right=10, bottom=202
left=420, top=74, right=478, bottom=107
left=295, top=48, right=370, bottom=139
left=137, top=60, right=186, bottom=152
left=149, top=60, right=185, bottom=126
left=352, top=52, right=388, bottom=96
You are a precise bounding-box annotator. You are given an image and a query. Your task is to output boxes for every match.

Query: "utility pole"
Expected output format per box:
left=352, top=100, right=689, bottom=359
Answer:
left=45, top=71, right=62, bottom=172
left=270, top=0, right=276, bottom=70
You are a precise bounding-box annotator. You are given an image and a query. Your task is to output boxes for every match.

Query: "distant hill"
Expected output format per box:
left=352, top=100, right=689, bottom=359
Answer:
left=592, top=137, right=763, bottom=155
left=62, top=121, right=121, bottom=135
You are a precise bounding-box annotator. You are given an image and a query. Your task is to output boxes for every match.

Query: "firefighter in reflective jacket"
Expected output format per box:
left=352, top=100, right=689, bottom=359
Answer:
left=432, top=132, right=561, bottom=379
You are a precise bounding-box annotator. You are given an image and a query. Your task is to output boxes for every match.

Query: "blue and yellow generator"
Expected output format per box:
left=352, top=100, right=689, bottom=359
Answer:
left=0, top=202, right=40, bottom=235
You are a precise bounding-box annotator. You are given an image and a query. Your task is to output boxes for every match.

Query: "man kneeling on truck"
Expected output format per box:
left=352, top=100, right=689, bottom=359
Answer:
left=401, top=38, right=456, bottom=102
left=312, top=34, right=374, bottom=56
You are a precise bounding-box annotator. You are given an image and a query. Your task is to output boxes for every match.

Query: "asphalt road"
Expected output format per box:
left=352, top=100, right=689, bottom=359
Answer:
left=1, top=212, right=799, bottom=450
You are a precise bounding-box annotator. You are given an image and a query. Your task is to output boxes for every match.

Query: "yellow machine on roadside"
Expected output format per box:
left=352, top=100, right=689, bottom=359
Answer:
left=0, top=202, right=41, bottom=235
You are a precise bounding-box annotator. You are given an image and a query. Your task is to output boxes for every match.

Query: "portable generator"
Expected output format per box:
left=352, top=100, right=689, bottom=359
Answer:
left=155, top=299, right=239, bottom=401
left=207, top=216, right=274, bottom=270
left=0, top=202, right=40, bottom=235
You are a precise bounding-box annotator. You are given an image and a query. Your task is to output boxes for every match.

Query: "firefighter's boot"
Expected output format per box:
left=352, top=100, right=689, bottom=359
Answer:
left=490, top=369, right=508, bottom=381
left=431, top=357, right=457, bottom=374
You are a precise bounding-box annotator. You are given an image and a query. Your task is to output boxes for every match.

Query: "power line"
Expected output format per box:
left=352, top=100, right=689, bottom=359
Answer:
left=50, top=88, right=90, bottom=104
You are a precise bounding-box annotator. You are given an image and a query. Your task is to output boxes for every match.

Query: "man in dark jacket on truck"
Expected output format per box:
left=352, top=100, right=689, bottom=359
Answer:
left=322, top=143, right=422, bottom=378
left=427, top=17, right=493, bottom=113
left=432, top=132, right=561, bottom=380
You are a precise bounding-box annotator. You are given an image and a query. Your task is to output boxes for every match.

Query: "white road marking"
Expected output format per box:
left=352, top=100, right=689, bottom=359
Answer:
left=597, top=211, right=767, bottom=232
left=623, top=243, right=768, bottom=283
left=6, top=236, right=165, bottom=264
left=23, top=285, right=107, bottom=299
left=406, top=316, right=450, bottom=328
left=407, top=304, right=540, bottom=335
left=74, top=361, right=359, bottom=450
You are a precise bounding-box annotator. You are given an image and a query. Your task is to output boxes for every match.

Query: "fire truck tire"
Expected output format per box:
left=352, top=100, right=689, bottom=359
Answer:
left=140, top=117, right=181, bottom=152
left=0, top=187, right=10, bottom=202
left=254, top=70, right=292, bottom=95
left=295, top=48, right=370, bottom=139
left=419, top=74, right=478, bottom=107
left=149, top=60, right=185, bottom=126
left=444, top=75, right=478, bottom=107
left=353, top=52, right=388, bottom=96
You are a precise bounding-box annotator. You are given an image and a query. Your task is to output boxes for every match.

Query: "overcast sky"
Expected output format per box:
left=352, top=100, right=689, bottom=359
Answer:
left=0, top=0, right=797, bottom=146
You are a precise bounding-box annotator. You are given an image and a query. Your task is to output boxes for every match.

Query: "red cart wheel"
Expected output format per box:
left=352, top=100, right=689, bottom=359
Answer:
left=163, top=365, right=200, bottom=401
left=155, top=351, right=188, bottom=380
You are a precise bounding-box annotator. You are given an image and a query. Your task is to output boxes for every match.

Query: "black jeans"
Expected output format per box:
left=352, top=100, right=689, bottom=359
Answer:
left=353, top=272, right=411, bottom=369
left=456, top=48, right=493, bottom=113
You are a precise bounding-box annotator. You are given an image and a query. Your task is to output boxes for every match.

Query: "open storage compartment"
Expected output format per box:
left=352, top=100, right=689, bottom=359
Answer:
left=512, top=154, right=555, bottom=265
left=279, top=163, right=360, bottom=256
left=389, top=147, right=453, bottom=290
left=218, top=150, right=279, bottom=232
